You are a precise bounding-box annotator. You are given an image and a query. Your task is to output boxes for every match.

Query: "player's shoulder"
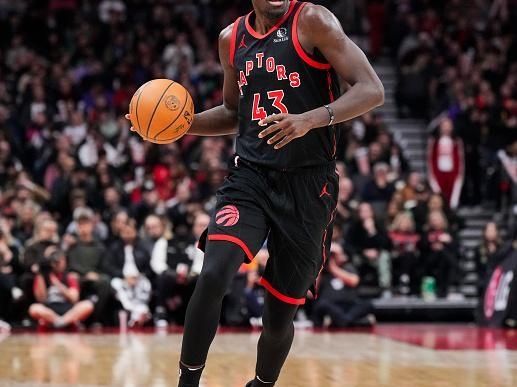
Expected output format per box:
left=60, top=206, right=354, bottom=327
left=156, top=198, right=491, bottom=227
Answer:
left=219, top=22, right=234, bottom=44
left=218, top=22, right=236, bottom=63
left=298, top=2, right=335, bottom=25
left=298, top=2, right=340, bottom=33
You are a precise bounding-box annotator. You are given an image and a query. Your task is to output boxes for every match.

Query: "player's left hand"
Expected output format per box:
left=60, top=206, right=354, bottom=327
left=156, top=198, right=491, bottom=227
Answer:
left=258, top=113, right=313, bottom=149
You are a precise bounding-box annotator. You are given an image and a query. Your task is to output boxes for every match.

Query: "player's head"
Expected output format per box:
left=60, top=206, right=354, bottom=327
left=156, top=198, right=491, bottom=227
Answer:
left=252, top=0, right=290, bottom=20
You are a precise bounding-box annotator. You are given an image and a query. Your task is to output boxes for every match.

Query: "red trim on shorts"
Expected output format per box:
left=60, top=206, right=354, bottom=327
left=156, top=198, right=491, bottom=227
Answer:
left=327, top=70, right=337, bottom=157
left=292, top=2, right=331, bottom=70
left=245, top=0, right=297, bottom=40
left=327, top=71, right=335, bottom=102
left=229, top=17, right=242, bottom=68
left=314, top=207, right=337, bottom=299
left=259, top=277, right=306, bottom=305
left=208, top=234, right=254, bottom=262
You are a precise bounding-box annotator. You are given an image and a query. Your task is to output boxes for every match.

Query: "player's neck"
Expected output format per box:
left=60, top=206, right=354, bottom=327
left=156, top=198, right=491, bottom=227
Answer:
left=253, top=8, right=288, bottom=35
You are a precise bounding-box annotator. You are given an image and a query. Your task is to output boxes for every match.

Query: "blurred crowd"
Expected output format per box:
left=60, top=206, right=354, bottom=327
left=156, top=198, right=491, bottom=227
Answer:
left=0, top=0, right=515, bottom=331
left=391, top=0, right=517, bottom=216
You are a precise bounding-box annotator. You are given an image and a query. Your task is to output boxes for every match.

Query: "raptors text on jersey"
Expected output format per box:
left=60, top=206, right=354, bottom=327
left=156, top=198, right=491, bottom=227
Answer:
left=229, top=0, right=341, bottom=169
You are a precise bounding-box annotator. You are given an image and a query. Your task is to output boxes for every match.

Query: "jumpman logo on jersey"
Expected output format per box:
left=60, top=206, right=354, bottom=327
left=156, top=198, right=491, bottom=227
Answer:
left=238, top=34, right=247, bottom=49
left=319, top=182, right=331, bottom=198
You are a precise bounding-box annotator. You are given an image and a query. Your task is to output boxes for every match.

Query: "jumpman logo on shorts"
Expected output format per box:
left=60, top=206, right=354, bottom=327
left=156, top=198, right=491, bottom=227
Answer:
left=319, top=182, right=331, bottom=198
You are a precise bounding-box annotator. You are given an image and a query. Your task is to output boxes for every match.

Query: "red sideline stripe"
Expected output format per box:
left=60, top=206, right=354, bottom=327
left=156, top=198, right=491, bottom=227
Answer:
left=208, top=234, right=254, bottom=262
left=229, top=17, right=242, bottom=68
left=245, top=0, right=297, bottom=40
left=259, top=277, right=306, bottom=305
left=292, top=2, right=331, bottom=70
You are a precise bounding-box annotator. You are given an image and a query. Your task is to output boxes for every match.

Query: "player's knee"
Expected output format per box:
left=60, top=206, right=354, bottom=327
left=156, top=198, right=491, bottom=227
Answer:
left=197, top=268, right=230, bottom=299
left=262, top=313, right=294, bottom=340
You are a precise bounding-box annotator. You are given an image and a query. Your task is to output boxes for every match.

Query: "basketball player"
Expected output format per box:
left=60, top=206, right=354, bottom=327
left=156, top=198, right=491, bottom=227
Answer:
left=129, top=1, right=383, bottom=385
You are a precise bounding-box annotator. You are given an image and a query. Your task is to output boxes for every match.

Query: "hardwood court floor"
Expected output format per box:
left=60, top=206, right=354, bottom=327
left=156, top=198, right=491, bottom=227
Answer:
left=0, top=325, right=516, bottom=387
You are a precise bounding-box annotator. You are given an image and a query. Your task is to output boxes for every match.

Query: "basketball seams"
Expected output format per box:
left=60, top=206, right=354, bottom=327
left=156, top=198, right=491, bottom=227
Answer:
left=145, top=80, right=175, bottom=139
left=134, top=81, right=151, bottom=133
left=157, top=95, right=194, bottom=142
left=152, top=86, right=190, bottom=140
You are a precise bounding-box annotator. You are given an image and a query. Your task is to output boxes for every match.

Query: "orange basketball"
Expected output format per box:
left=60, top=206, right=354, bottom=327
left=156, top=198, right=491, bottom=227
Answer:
left=128, top=79, right=194, bottom=144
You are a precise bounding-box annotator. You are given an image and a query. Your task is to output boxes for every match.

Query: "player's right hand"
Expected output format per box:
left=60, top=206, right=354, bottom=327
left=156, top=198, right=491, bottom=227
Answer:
left=125, top=114, right=136, bottom=131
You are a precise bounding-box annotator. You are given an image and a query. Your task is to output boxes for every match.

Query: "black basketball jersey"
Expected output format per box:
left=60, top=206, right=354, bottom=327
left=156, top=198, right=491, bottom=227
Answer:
left=230, top=0, right=341, bottom=169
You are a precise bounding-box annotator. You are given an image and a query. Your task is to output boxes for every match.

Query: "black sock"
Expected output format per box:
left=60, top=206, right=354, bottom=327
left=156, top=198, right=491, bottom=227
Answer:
left=178, top=362, right=204, bottom=387
left=250, top=376, right=276, bottom=386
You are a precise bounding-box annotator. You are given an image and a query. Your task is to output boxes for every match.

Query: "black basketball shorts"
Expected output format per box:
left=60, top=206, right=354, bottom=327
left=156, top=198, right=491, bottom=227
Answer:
left=199, top=156, right=338, bottom=305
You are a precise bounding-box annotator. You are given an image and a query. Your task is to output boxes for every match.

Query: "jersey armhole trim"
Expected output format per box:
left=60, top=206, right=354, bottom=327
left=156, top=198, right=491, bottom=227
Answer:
left=229, top=17, right=242, bottom=68
left=292, top=2, right=331, bottom=70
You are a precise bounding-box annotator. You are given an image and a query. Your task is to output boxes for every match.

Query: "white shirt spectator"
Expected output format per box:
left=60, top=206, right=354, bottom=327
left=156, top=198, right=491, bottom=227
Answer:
left=150, top=237, right=168, bottom=275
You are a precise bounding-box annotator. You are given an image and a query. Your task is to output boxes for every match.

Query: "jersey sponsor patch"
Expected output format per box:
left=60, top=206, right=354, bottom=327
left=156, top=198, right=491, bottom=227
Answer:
left=215, top=205, right=240, bottom=227
left=274, top=27, right=288, bottom=43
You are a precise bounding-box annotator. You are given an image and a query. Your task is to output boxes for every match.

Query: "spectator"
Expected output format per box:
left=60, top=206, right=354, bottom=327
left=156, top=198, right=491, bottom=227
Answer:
left=132, top=181, right=160, bottom=226
left=312, top=243, right=374, bottom=328
left=361, top=163, right=395, bottom=214
left=413, top=193, right=462, bottom=235
left=389, top=212, right=421, bottom=295
left=400, top=172, right=424, bottom=205
left=428, top=118, right=465, bottom=209
left=11, top=200, right=41, bottom=244
left=66, top=207, right=110, bottom=324
left=111, top=264, right=152, bottom=328
left=105, top=218, right=152, bottom=280
left=386, top=191, right=405, bottom=226
left=28, top=249, right=94, bottom=328
left=421, top=210, right=459, bottom=298
left=21, top=217, right=59, bottom=308
left=346, top=202, right=392, bottom=296
left=497, top=141, right=517, bottom=231
left=143, top=214, right=168, bottom=258
left=335, top=177, right=357, bottom=229
left=166, top=177, right=195, bottom=234
left=152, top=215, right=199, bottom=326
left=107, top=209, right=129, bottom=246
left=0, top=218, right=23, bottom=323
left=23, top=217, right=58, bottom=274
left=475, top=222, right=504, bottom=292
left=224, top=248, right=268, bottom=327
left=245, top=249, right=268, bottom=323
left=190, top=211, right=210, bottom=275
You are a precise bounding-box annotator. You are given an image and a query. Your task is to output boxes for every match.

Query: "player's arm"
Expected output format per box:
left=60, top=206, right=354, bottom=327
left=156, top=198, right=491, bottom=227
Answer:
left=187, top=24, right=240, bottom=136
left=124, top=25, right=239, bottom=137
left=259, top=5, right=384, bottom=149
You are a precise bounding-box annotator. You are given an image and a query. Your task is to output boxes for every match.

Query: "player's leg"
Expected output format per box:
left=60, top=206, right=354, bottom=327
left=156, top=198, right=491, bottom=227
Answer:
left=248, top=165, right=339, bottom=386
left=178, top=241, right=245, bottom=387
left=251, top=293, right=299, bottom=386
left=179, top=160, right=274, bottom=387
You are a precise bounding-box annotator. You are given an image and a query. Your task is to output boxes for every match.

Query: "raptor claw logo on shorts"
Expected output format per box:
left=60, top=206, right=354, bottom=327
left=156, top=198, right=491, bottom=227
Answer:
left=215, top=205, right=240, bottom=227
